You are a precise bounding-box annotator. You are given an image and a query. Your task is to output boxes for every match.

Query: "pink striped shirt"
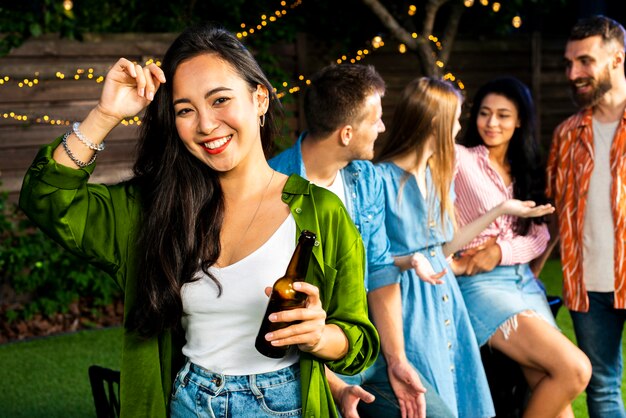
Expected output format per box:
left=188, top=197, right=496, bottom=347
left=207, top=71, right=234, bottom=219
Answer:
left=454, top=144, right=549, bottom=265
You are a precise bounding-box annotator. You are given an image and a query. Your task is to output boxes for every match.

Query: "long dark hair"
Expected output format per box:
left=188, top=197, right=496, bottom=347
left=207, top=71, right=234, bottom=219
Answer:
left=375, top=77, right=461, bottom=230
left=459, top=76, right=546, bottom=235
left=126, top=24, right=281, bottom=337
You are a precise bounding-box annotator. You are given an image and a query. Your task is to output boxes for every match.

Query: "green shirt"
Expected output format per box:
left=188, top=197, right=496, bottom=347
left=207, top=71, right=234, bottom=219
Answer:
left=19, top=137, right=379, bottom=418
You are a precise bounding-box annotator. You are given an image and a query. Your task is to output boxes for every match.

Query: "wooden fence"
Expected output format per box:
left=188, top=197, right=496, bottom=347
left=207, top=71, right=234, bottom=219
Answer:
left=0, top=32, right=577, bottom=201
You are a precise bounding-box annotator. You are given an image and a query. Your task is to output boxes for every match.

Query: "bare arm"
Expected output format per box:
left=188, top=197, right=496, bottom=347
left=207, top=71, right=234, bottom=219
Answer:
left=443, top=199, right=554, bottom=257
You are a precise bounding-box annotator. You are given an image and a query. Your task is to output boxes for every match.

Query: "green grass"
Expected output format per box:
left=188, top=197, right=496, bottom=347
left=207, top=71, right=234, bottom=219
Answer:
left=539, top=259, right=626, bottom=417
left=0, top=260, right=623, bottom=417
left=0, top=327, right=122, bottom=418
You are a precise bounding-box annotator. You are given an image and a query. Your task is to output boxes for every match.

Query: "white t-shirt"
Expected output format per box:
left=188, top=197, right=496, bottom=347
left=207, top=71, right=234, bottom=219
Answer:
left=321, top=172, right=347, bottom=206
left=582, top=118, right=619, bottom=291
left=181, top=214, right=298, bottom=375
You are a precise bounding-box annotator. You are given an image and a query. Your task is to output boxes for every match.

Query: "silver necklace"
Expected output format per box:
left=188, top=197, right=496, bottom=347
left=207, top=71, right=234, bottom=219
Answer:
left=226, top=169, right=275, bottom=265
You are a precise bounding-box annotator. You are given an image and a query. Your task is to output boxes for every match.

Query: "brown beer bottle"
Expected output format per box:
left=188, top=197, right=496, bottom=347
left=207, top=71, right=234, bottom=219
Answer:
left=255, top=230, right=317, bottom=358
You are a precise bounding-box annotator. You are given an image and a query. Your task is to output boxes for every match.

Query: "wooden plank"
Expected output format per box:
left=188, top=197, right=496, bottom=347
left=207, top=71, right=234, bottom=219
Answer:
left=0, top=59, right=116, bottom=81
left=0, top=79, right=104, bottom=103
left=0, top=139, right=137, bottom=171
left=0, top=124, right=142, bottom=148
left=8, top=33, right=175, bottom=58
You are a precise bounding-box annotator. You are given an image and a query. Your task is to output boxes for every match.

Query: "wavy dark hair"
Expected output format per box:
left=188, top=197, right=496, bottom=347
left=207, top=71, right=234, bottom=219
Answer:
left=126, top=24, right=281, bottom=337
left=459, top=76, right=546, bottom=235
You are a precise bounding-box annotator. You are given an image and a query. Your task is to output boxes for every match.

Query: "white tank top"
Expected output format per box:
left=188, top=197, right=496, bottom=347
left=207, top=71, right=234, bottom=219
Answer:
left=181, top=214, right=298, bottom=375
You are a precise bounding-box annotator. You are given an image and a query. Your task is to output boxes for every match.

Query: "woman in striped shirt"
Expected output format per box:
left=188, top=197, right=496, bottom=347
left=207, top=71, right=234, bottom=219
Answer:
left=454, top=76, right=591, bottom=418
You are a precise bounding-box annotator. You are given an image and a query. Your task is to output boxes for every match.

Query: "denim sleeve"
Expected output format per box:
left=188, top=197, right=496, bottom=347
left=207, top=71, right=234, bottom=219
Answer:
left=365, top=170, right=401, bottom=291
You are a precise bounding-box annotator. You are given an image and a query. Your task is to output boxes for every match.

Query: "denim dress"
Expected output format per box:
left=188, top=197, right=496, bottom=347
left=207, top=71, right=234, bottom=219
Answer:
left=374, top=162, right=495, bottom=418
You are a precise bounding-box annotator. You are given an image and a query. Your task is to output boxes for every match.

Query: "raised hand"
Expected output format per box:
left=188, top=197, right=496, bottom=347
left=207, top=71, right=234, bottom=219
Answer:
left=97, top=58, right=166, bottom=122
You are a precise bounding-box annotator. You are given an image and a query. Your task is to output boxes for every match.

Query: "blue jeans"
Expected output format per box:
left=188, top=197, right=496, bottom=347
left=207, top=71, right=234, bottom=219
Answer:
left=340, top=356, right=455, bottom=418
left=570, top=292, right=626, bottom=418
left=170, top=361, right=301, bottom=417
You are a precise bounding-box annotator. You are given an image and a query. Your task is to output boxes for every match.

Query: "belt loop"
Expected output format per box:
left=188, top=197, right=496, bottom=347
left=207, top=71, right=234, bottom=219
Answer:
left=249, top=374, right=264, bottom=399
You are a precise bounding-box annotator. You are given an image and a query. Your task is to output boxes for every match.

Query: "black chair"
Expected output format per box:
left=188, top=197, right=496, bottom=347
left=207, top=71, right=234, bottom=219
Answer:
left=480, top=295, right=563, bottom=417
left=88, top=365, right=121, bottom=418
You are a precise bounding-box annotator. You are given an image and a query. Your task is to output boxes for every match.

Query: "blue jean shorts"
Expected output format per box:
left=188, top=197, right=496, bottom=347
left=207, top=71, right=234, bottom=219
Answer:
left=456, top=263, right=558, bottom=346
left=170, top=361, right=302, bottom=418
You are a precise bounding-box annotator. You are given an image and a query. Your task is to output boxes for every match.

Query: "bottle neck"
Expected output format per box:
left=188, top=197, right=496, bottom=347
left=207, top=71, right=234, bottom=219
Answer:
left=285, top=232, right=316, bottom=279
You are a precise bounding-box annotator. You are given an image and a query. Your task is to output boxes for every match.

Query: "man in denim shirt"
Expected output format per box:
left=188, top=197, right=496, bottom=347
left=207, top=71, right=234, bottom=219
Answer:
left=270, top=64, right=454, bottom=418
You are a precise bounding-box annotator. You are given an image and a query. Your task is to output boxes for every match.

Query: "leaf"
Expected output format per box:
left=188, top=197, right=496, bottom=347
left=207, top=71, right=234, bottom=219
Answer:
left=29, top=23, right=42, bottom=37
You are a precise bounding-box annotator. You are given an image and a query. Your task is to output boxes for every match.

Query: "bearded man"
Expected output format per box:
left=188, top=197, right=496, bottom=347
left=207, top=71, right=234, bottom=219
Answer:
left=546, top=15, right=626, bottom=418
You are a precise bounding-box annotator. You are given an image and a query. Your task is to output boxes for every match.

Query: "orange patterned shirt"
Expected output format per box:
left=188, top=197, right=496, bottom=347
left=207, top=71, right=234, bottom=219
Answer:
left=547, top=107, right=626, bottom=312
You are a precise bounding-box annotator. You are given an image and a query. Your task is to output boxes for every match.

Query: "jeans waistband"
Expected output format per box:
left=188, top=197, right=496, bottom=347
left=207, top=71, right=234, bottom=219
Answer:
left=179, top=361, right=300, bottom=394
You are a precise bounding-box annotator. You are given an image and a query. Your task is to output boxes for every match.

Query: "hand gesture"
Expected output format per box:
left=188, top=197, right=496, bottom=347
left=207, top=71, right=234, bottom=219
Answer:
left=449, top=236, right=499, bottom=276
left=387, top=359, right=427, bottom=418
left=336, top=384, right=376, bottom=418
left=499, top=199, right=554, bottom=218
left=409, top=252, right=446, bottom=284
left=463, top=243, right=501, bottom=276
left=97, top=58, right=166, bottom=121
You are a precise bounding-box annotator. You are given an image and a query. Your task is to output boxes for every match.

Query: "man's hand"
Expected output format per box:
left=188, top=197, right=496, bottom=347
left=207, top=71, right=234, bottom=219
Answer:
left=387, top=359, right=427, bottom=418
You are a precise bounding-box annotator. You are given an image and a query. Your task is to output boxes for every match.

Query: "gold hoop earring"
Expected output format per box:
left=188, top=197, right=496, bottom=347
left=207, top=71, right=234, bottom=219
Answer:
left=260, top=114, right=266, bottom=127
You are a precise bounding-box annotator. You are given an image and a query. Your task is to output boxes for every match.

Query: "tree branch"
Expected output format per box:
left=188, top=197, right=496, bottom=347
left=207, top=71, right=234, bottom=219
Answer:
left=439, top=1, right=463, bottom=66
left=361, top=0, right=438, bottom=75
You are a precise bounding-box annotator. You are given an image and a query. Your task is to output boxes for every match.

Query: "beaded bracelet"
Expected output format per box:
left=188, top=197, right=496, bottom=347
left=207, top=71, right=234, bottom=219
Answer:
left=72, top=122, right=105, bottom=151
left=62, top=131, right=98, bottom=168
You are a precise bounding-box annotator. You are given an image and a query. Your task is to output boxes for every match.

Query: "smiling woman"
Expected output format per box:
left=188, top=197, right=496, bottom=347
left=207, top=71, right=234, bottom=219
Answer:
left=455, top=76, right=591, bottom=418
left=17, top=23, right=378, bottom=418
left=172, top=53, right=269, bottom=175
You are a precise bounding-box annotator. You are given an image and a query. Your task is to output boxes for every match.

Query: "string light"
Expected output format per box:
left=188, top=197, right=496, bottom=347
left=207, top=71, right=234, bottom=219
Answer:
left=8, top=0, right=521, bottom=120
left=0, top=59, right=159, bottom=126
left=0, top=59, right=159, bottom=89
left=275, top=74, right=310, bottom=99
left=236, top=0, right=302, bottom=39
left=335, top=48, right=370, bottom=65
left=280, top=33, right=464, bottom=97
left=0, top=111, right=141, bottom=127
